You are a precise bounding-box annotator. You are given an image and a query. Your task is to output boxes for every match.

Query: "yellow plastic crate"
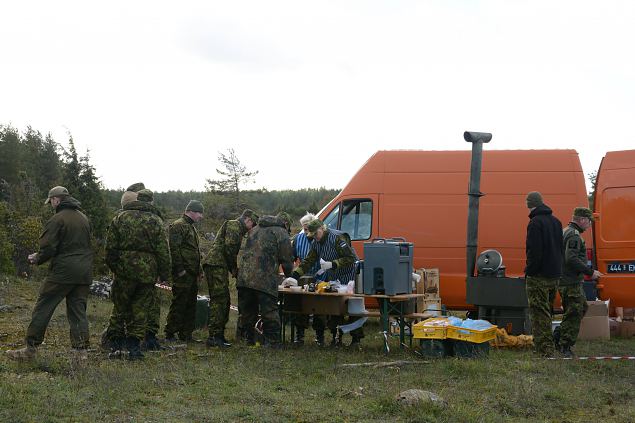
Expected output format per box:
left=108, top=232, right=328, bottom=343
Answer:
left=412, top=318, right=449, bottom=339
left=446, top=325, right=497, bottom=343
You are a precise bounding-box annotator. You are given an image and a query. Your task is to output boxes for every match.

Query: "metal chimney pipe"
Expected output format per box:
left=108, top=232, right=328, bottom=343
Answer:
left=464, top=131, right=492, bottom=277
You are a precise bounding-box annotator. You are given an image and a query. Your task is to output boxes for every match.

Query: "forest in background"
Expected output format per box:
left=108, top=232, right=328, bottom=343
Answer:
left=0, top=125, right=339, bottom=277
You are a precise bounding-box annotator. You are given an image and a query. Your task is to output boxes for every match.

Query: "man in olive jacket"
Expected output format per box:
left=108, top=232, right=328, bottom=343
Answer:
left=7, top=186, right=93, bottom=360
left=557, top=207, right=603, bottom=357
left=236, top=213, right=294, bottom=346
left=165, top=200, right=204, bottom=341
left=105, top=189, right=171, bottom=360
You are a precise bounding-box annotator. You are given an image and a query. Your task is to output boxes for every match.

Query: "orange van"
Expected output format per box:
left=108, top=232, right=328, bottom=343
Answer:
left=319, top=149, right=590, bottom=310
left=593, top=150, right=635, bottom=308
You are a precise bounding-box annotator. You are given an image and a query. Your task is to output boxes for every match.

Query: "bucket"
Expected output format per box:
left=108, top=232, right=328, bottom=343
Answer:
left=195, top=295, right=210, bottom=329
left=347, top=297, right=367, bottom=315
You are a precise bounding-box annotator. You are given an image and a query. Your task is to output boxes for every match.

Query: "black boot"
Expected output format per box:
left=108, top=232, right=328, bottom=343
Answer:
left=108, top=338, right=124, bottom=359
left=293, top=327, right=305, bottom=346
left=553, top=326, right=561, bottom=350
left=141, top=332, right=162, bottom=351
left=127, top=337, right=144, bottom=360
left=560, top=345, right=575, bottom=358
left=349, top=335, right=362, bottom=347
left=206, top=335, right=232, bottom=348
left=315, top=329, right=325, bottom=346
left=329, top=330, right=342, bottom=347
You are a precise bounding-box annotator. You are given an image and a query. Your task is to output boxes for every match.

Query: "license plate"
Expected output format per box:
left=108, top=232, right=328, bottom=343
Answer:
left=607, top=262, right=635, bottom=273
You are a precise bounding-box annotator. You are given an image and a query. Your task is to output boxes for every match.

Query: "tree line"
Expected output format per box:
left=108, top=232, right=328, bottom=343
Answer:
left=1, top=126, right=339, bottom=276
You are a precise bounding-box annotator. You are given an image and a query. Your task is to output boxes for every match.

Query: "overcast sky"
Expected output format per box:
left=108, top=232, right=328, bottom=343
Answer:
left=1, top=1, right=633, bottom=192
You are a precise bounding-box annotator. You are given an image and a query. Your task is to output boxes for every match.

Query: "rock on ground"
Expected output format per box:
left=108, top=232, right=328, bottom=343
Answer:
left=395, top=389, right=447, bottom=408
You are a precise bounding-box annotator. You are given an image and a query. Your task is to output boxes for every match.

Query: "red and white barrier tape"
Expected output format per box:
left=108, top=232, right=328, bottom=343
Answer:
left=154, top=283, right=239, bottom=312
left=547, top=356, right=635, bottom=361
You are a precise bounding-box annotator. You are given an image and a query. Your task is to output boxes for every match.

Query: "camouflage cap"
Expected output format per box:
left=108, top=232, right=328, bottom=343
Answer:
left=276, top=212, right=293, bottom=229
left=126, top=182, right=145, bottom=192
left=185, top=200, right=204, bottom=213
left=137, top=189, right=154, bottom=203
left=573, top=207, right=594, bottom=221
left=525, top=191, right=543, bottom=209
left=240, top=209, right=259, bottom=225
left=44, top=186, right=69, bottom=204
left=306, top=218, right=324, bottom=236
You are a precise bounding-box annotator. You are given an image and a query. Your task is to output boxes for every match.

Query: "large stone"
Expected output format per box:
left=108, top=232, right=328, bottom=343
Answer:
left=395, top=389, right=447, bottom=408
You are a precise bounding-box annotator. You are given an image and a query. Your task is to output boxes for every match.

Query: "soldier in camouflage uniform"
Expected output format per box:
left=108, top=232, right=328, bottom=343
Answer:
left=101, top=182, right=158, bottom=350
left=236, top=212, right=294, bottom=347
left=165, top=200, right=204, bottom=341
left=105, top=189, right=171, bottom=360
left=557, top=207, right=603, bottom=357
left=203, top=209, right=259, bottom=347
left=524, top=192, right=563, bottom=357
left=290, top=219, right=362, bottom=347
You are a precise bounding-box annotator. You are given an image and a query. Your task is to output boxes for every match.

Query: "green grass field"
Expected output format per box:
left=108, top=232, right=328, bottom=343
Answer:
left=1, top=275, right=634, bottom=423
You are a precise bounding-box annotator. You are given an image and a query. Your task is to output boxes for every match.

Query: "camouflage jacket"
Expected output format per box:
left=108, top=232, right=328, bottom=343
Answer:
left=236, top=216, right=294, bottom=296
left=37, top=196, right=93, bottom=285
left=202, top=218, right=248, bottom=273
left=105, top=200, right=171, bottom=283
left=561, top=222, right=593, bottom=285
left=169, top=214, right=201, bottom=278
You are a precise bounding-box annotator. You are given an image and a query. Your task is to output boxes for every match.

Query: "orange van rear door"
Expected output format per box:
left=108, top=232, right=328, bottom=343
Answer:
left=594, top=149, right=635, bottom=307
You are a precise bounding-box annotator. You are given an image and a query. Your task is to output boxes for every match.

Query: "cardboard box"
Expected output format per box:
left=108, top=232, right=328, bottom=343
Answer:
left=415, top=268, right=440, bottom=312
left=617, top=320, right=635, bottom=338
left=423, top=268, right=440, bottom=295
left=420, top=298, right=442, bottom=317
left=615, top=307, right=635, bottom=321
left=578, top=300, right=610, bottom=340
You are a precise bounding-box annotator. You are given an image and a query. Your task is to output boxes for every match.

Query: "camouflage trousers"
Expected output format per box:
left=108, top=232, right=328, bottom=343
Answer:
left=26, top=281, right=90, bottom=349
left=165, top=273, right=199, bottom=340
left=107, top=277, right=155, bottom=341
left=205, top=265, right=230, bottom=338
left=526, top=275, right=559, bottom=356
left=238, top=287, right=280, bottom=345
left=146, top=285, right=160, bottom=336
left=557, top=283, right=588, bottom=348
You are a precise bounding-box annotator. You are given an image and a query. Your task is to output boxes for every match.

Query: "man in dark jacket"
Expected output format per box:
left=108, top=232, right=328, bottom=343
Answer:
left=524, top=191, right=563, bottom=357
left=165, top=200, right=204, bottom=341
left=7, top=186, right=93, bottom=360
left=236, top=213, right=294, bottom=347
left=557, top=207, right=603, bottom=357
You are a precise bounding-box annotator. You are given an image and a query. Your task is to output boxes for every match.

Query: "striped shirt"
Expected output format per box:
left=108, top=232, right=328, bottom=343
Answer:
left=293, top=231, right=323, bottom=279
left=310, top=229, right=357, bottom=282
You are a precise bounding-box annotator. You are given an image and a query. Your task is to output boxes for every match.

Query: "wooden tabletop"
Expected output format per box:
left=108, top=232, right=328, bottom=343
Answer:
left=278, top=287, right=354, bottom=296
left=278, top=288, right=425, bottom=300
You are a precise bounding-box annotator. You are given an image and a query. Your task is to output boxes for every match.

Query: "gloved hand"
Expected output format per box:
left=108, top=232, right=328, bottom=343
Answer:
left=318, top=259, right=336, bottom=275
left=282, top=277, right=298, bottom=287
left=591, top=270, right=603, bottom=280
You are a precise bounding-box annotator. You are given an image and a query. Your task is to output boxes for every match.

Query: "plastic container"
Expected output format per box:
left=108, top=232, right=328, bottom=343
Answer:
left=419, top=339, right=454, bottom=357
left=446, top=325, right=497, bottom=343
left=453, top=340, right=490, bottom=358
left=412, top=317, right=450, bottom=339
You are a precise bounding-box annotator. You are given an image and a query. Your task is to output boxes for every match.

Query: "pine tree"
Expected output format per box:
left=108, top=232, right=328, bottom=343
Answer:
left=205, top=148, right=258, bottom=212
